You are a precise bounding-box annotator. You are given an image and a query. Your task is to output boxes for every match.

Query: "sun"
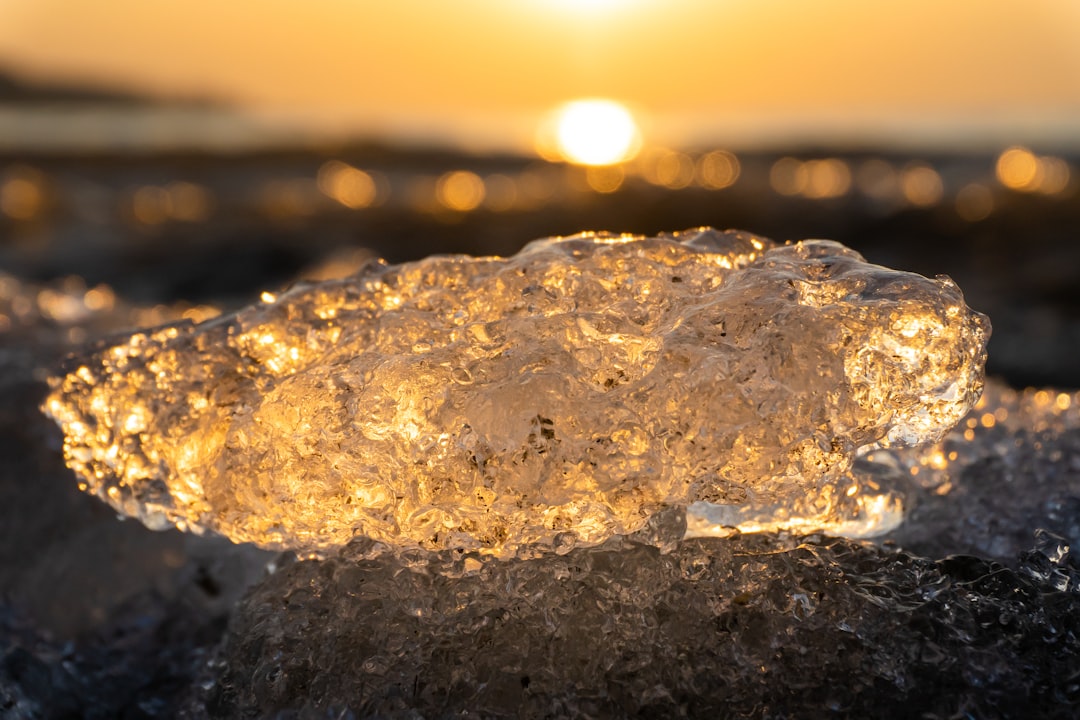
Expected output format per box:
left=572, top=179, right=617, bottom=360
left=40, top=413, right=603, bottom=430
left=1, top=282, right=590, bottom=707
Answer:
left=548, top=99, right=642, bottom=166
left=526, top=0, right=644, bottom=15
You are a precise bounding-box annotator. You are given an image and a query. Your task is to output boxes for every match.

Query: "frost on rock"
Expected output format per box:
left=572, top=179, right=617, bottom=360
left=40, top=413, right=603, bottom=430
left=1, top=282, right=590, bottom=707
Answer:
left=42, top=228, right=989, bottom=555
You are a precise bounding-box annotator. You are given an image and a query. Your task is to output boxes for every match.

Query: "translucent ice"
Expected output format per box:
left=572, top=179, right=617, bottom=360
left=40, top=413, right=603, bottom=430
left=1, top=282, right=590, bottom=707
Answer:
left=42, top=229, right=988, bottom=555
left=858, top=379, right=1080, bottom=560
left=202, top=534, right=1080, bottom=719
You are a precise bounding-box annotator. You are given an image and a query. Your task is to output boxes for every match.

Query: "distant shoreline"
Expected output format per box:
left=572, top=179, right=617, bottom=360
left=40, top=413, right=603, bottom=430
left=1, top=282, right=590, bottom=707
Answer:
left=1, top=102, right=1079, bottom=157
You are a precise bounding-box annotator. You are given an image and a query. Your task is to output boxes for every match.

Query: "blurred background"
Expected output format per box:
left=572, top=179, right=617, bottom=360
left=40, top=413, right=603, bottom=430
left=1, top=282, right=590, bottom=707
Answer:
left=1, top=0, right=1079, bottom=386
left=1, top=7, right=1079, bottom=707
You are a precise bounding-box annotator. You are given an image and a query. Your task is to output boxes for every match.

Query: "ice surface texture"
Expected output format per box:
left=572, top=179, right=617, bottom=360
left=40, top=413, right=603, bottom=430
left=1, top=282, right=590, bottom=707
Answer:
left=864, top=379, right=1080, bottom=561
left=200, top=533, right=1080, bottom=719
left=43, top=229, right=988, bottom=555
left=192, top=385, right=1080, bottom=719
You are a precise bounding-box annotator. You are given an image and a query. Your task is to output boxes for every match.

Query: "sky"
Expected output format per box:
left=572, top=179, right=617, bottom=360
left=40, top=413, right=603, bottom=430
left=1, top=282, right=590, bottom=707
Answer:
left=1, top=0, right=1078, bottom=151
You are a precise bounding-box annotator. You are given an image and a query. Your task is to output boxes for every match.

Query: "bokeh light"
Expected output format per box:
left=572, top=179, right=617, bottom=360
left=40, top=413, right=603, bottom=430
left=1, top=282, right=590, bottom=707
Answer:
left=996, top=147, right=1041, bottom=191
left=647, top=151, right=695, bottom=190
left=801, top=159, right=851, bottom=199
left=696, top=150, right=740, bottom=190
left=955, top=183, right=994, bottom=222
left=770, top=157, right=806, bottom=196
left=0, top=166, right=47, bottom=221
left=318, top=161, right=379, bottom=209
left=436, top=170, right=486, bottom=212
left=1037, top=156, right=1071, bottom=195
left=994, top=147, right=1072, bottom=195
left=769, top=157, right=850, bottom=199
left=167, top=182, right=212, bottom=222
left=855, top=159, right=901, bottom=201
left=585, top=165, right=625, bottom=194
left=900, top=163, right=944, bottom=207
left=131, top=186, right=170, bottom=226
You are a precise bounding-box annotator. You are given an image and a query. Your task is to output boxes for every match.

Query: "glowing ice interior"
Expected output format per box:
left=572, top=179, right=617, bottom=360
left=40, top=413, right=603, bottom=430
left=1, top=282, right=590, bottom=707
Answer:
left=43, top=229, right=989, bottom=556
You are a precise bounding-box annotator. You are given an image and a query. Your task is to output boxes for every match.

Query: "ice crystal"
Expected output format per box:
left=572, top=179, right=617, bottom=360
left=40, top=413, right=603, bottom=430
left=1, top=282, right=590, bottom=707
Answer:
left=42, top=229, right=988, bottom=555
left=201, top=533, right=1080, bottom=719
left=861, top=379, right=1080, bottom=560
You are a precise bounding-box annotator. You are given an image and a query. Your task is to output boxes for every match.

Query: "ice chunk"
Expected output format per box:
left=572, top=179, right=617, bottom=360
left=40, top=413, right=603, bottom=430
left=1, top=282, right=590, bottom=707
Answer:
left=42, top=229, right=988, bottom=555
left=858, top=379, right=1080, bottom=560
left=200, top=533, right=1080, bottom=719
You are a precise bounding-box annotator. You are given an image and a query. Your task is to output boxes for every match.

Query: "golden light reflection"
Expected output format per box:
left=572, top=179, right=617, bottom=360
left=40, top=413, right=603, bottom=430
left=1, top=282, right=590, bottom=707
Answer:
left=1035, top=155, right=1071, bottom=195
left=855, top=159, right=901, bottom=201
left=317, top=160, right=379, bottom=209
left=42, top=230, right=990, bottom=555
left=436, top=170, right=485, bottom=211
left=130, top=182, right=212, bottom=225
left=1, top=166, right=47, bottom=221
left=546, top=99, right=641, bottom=166
left=769, top=157, right=850, bottom=198
left=900, top=163, right=944, bottom=207
left=299, top=248, right=379, bottom=282
left=180, top=305, right=221, bottom=324
left=685, top=493, right=904, bottom=540
left=696, top=150, right=740, bottom=190
left=168, top=182, right=211, bottom=221
left=131, top=186, right=170, bottom=225
left=955, top=183, right=994, bottom=222
left=770, top=157, right=806, bottom=196
left=646, top=150, right=695, bottom=189
left=585, top=165, right=625, bottom=193
left=0, top=270, right=225, bottom=340
left=996, top=146, right=1040, bottom=191
left=83, top=285, right=116, bottom=312
left=880, top=381, right=1080, bottom=496
left=801, top=158, right=851, bottom=199
left=995, top=147, right=1072, bottom=195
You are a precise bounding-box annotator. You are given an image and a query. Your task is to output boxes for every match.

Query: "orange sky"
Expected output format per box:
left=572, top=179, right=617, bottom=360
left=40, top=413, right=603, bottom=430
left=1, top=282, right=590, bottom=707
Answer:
left=1, top=0, right=1078, bottom=150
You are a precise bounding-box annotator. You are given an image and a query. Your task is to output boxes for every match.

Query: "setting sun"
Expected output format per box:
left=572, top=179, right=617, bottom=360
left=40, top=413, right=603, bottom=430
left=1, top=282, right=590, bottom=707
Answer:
left=531, top=0, right=639, bottom=11
left=549, top=100, right=642, bottom=166
left=0, top=2, right=1078, bottom=152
